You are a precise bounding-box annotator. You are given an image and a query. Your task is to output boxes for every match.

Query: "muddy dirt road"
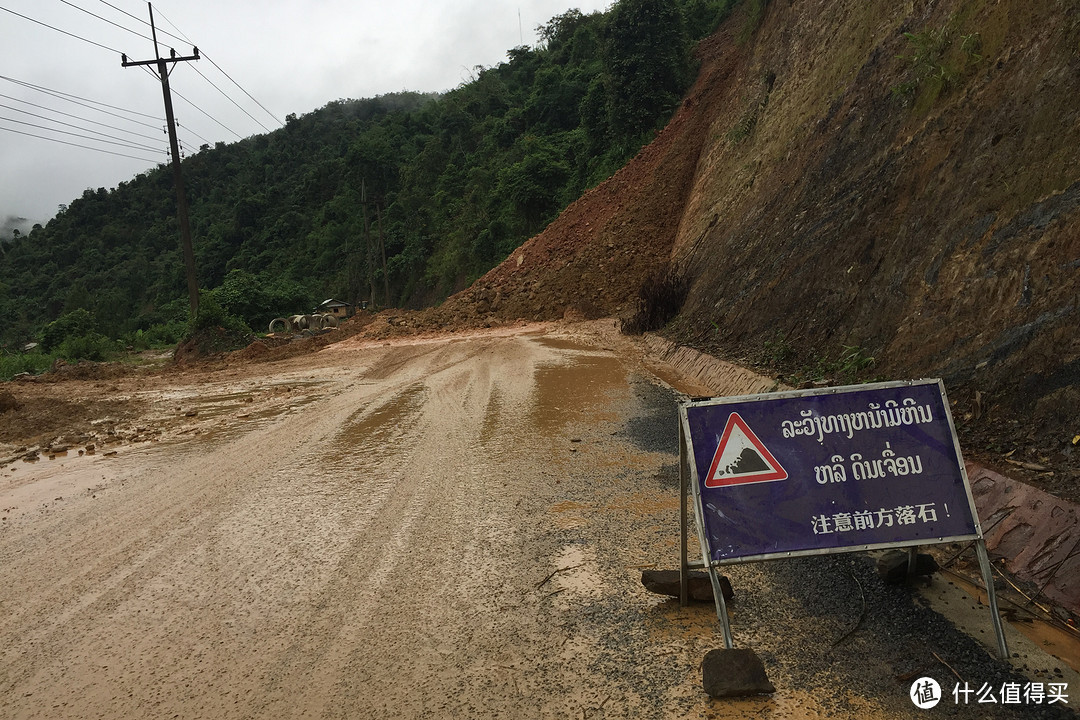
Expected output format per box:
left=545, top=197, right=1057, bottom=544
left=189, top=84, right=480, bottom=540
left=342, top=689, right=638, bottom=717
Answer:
left=0, top=324, right=1070, bottom=719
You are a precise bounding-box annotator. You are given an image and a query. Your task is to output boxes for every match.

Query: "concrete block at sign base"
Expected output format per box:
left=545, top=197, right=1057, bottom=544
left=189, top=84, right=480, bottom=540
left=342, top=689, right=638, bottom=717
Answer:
left=702, top=648, right=775, bottom=697
left=876, top=550, right=940, bottom=585
left=641, top=569, right=733, bottom=602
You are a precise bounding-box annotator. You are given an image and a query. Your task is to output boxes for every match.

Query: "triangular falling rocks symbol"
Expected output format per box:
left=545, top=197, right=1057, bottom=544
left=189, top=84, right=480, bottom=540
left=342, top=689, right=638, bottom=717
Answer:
left=705, top=412, right=788, bottom=488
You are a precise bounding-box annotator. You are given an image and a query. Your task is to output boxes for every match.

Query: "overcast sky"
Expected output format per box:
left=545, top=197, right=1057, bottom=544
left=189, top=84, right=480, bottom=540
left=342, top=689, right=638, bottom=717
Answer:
left=0, top=0, right=611, bottom=231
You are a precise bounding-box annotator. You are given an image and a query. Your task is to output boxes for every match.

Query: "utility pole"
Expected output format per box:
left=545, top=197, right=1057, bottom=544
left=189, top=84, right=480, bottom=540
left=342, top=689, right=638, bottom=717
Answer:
left=376, top=203, right=389, bottom=307
left=361, top=179, right=376, bottom=310
left=122, top=3, right=201, bottom=317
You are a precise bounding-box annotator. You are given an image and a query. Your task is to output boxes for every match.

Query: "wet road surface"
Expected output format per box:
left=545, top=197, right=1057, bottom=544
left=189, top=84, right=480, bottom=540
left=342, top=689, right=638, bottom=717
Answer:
left=0, top=326, right=1071, bottom=719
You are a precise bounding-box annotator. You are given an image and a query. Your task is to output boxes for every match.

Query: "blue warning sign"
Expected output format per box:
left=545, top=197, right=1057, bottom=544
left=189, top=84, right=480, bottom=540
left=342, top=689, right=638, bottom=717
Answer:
left=681, top=380, right=980, bottom=563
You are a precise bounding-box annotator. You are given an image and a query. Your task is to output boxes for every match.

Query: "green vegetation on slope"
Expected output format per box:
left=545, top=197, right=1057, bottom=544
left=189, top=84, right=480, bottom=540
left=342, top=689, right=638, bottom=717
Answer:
left=0, top=0, right=738, bottom=356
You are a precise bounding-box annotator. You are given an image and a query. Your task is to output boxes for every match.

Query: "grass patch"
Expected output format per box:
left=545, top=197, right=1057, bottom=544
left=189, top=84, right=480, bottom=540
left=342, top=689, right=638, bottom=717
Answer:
left=0, top=352, right=54, bottom=381
left=727, top=111, right=759, bottom=144
left=737, top=0, right=769, bottom=44
left=892, top=21, right=984, bottom=109
left=762, top=340, right=878, bottom=386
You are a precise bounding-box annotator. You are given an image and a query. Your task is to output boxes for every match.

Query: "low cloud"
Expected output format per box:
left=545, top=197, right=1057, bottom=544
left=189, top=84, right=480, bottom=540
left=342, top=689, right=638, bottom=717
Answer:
left=1, top=214, right=31, bottom=239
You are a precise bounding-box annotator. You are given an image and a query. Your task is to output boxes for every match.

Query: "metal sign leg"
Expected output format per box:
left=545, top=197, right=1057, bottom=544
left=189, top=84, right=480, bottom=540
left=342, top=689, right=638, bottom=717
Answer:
left=974, top=538, right=1009, bottom=660
left=706, top=564, right=734, bottom=649
left=679, top=422, right=689, bottom=608
left=686, top=460, right=735, bottom=647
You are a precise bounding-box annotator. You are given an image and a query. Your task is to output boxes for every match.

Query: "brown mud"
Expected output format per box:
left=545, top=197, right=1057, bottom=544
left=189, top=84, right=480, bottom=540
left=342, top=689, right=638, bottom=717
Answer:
left=1, top=321, right=1075, bottom=719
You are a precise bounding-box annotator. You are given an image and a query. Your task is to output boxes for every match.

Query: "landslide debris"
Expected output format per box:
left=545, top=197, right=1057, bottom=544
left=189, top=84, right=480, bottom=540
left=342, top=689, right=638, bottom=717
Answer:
left=403, top=0, right=1080, bottom=500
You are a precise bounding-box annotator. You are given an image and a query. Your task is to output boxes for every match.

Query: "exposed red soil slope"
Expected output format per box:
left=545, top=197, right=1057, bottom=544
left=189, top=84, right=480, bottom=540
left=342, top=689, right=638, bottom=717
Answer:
left=426, top=29, right=740, bottom=327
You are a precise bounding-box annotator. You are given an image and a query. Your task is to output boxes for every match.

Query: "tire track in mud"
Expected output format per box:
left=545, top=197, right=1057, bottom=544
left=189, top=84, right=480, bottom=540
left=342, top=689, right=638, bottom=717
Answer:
left=0, top=335, right=552, bottom=719
left=245, top=336, right=559, bottom=717
left=138, top=342, right=498, bottom=717
left=305, top=338, right=641, bottom=719
left=0, top=342, right=474, bottom=717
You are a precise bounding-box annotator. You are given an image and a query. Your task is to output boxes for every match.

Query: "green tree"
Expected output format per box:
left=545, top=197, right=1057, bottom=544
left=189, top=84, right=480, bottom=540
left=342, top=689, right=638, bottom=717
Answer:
left=39, top=308, right=96, bottom=352
left=604, top=0, right=691, bottom=140
left=496, top=135, right=571, bottom=233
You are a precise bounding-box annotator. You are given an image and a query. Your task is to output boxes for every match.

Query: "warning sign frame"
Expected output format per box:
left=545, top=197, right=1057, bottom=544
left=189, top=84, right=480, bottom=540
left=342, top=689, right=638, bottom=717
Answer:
left=677, top=379, right=1008, bottom=659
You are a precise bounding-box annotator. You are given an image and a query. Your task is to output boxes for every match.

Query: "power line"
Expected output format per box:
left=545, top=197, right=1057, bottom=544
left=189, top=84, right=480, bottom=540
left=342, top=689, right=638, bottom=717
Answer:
left=0, top=92, right=164, bottom=143
left=1, top=2, right=271, bottom=164
left=0, top=124, right=162, bottom=164
left=121, top=15, right=244, bottom=142
left=201, top=51, right=285, bottom=128
left=1, top=4, right=231, bottom=148
left=170, top=86, right=242, bottom=140
left=0, top=4, right=127, bottom=55
left=103, top=0, right=188, bottom=47
left=188, top=63, right=272, bottom=133
left=60, top=0, right=153, bottom=44
left=110, top=3, right=285, bottom=134
left=0, top=114, right=165, bottom=154
left=0, top=74, right=162, bottom=125
left=0, top=101, right=163, bottom=151
left=131, top=62, right=236, bottom=142
left=154, top=5, right=284, bottom=128
left=177, top=122, right=211, bottom=147
left=150, top=6, right=196, bottom=49
left=0, top=112, right=162, bottom=153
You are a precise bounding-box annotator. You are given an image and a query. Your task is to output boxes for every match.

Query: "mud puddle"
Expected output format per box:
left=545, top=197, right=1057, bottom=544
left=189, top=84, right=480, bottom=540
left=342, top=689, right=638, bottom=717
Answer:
left=547, top=544, right=604, bottom=601
left=534, top=336, right=605, bottom=352
left=476, top=344, right=629, bottom=460
left=529, top=355, right=626, bottom=433
left=325, top=384, right=426, bottom=471
left=550, top=500, right=590, bottom=529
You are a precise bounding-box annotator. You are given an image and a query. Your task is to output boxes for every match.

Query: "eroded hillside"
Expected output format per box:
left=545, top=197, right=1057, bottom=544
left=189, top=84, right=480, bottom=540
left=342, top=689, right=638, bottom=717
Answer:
left=668, top=0, right=1079, bottom=492
left=435, top=0, right=1079, bottom=497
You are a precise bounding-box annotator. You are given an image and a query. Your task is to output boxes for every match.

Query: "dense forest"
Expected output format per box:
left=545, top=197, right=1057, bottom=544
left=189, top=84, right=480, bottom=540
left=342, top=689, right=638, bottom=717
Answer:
left=0, top=0, right=741, bottom=357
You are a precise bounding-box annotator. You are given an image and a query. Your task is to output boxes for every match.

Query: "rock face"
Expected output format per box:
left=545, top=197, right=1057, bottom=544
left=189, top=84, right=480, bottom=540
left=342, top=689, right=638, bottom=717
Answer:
left=664, top=0, right=1080, bottom=444
left=701, top=648, right=776, bottom=698
left=641, top=569, right=734, bottom=602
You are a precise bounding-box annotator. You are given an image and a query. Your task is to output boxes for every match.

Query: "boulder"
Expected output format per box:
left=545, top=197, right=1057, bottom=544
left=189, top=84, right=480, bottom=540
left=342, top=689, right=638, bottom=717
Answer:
left=0, top=391, right=20, bottom=414
left=641, top=569, right=733, bottom=602
left=702, top=648, right=775, bottom=697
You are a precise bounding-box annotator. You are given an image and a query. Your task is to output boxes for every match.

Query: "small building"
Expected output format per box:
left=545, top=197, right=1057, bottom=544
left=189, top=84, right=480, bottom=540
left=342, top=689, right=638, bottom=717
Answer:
left=319, top=299, right=353, bottom=319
